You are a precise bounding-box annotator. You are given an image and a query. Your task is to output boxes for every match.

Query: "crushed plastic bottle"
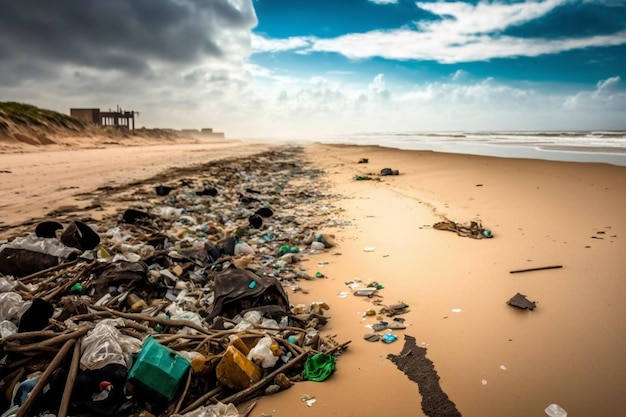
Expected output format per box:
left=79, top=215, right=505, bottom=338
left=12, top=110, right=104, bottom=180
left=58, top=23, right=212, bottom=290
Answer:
left=545, top=403, right=568, bottom=417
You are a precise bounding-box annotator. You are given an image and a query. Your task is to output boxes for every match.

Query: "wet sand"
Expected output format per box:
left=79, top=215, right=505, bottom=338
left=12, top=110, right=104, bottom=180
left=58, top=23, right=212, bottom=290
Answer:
left=2, top=140, right=625, bottom=416
left=254, top=143, right=626, bottom=417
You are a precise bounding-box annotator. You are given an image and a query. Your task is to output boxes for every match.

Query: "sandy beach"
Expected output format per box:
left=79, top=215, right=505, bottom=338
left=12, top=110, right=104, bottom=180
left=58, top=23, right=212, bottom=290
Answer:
left=246, top=143, right=625, bottom=417
left=1, top=139, right=625, bottom=417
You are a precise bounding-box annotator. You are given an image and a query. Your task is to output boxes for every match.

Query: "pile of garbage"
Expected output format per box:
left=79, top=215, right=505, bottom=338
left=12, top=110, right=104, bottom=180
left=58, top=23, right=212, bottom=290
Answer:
left=0, top=147, right=349, bottom=417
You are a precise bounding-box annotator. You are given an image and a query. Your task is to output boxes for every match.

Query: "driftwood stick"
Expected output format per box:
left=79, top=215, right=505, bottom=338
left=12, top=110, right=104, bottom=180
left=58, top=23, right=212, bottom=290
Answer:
left=4, top=327, right=90, bottom=354
left=4, top=357, right=32, bottom=370
left=179, top=386, right=223, bottom=415
left=240, top=401, right=257, bottom=417
left=153, top=334, right=208, bottom=345
left=17, top=260, right=80, bottom=283
left=325, top=340, right=351, bottom=355
left=58, top=339, right=81, bottom=417
left=16, top=339, right=75, bottom=417
left=42, top=265, right=90, bottom=301
left=173, top=369, right=193, bottom=414
left=32, top=263, right=85, bottom=294
left=13, top=280, right=34, bottom=298
left=120, top=328, right=145, bottom=340
left=220, top=350, right=309, bottom=405
left=1, top=330, right=60, bottom=344
left=90, top=306, right=213, bottom=335
left=194, top=329, right=248, bottom=352
left=122, top=319, right=151, bottom=333
left=67, top=311, right=112, bottom=322
left=510, top=265, right=563, bottom=274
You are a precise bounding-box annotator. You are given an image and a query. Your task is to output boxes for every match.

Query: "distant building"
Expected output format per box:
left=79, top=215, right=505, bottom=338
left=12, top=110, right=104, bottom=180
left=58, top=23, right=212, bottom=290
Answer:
left=70, top=106, right=137, bottom=130
left=179, top=128, right=225, bottom=139
left=70, top=108, right=100, bottom=124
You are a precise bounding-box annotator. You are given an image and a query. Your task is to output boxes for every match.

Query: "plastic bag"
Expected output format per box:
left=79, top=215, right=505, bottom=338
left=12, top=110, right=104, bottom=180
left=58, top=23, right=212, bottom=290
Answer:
left=302, top=353, right=336, bottom=382
left=0, top=293, right=27, bottom=322
left=0, top=320, right=17, bottom=338
left=0, top=234, right=80, bottom=258
left=233, top=310, right=262, bottom=331
left=0, top=277, right=16, bottom=292
left=80, top=319, right=128, bottom=370
left=248, top=336, right=279, bottom=368
left=181, top=402, right=240, bottom=417
left=260, top=318, right=279, bottom=335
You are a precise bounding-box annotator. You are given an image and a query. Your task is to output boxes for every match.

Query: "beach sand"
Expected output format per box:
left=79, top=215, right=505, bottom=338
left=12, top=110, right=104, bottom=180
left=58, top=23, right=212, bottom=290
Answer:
left=254, top=144, right=626, bottom=417
left=1, top=139, right=625, bottom=417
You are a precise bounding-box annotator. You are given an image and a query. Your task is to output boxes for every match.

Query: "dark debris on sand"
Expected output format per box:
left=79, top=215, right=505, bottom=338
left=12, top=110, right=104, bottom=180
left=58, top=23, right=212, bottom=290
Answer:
left=388, top=335, right=462, bottom=417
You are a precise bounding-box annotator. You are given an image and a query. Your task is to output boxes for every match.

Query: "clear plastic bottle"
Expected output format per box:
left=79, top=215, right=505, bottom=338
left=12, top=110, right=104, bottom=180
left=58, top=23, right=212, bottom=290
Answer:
left=545, top=403, right=568, bottom=417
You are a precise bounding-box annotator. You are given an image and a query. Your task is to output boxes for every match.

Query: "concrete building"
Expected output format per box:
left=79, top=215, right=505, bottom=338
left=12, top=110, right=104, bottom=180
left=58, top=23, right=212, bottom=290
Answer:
left=70, top=107, right=136, bottom=130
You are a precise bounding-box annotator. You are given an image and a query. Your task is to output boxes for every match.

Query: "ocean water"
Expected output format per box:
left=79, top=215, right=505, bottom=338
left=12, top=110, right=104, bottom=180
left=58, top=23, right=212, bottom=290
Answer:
left=323, top=131, right=626, bottom=166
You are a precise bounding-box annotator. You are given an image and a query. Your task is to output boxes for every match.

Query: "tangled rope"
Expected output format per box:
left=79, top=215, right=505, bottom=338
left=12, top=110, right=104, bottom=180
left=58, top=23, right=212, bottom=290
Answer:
left=433, top=219, right=493, bottom=239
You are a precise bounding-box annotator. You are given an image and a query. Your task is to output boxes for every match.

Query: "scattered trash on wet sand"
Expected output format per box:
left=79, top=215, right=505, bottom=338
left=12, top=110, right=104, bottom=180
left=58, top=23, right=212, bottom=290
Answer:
left=380, top=168, right=399, bottom=176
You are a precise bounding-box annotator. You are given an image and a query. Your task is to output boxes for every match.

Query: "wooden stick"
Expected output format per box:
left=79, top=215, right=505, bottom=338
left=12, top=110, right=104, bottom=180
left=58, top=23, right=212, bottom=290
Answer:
left=3, top=357, right=32, bottom=370
left=173, top=368, right=192, bottom=414
left=325, top=340, right=351, bottom=355
left=16, top=339, right=76, bottom=417
left=179, top=386, right=223, bottom=415
left=90, top=306, right=213, bottom=335
left=4, top=327, right=89, bottom=354
left=241, top=401, right=257, bottom=417
left=510, top=265, right=563, bottom=274
left=1, top=330, right=60, bottom=344
left=58, top=339, right=81, bottom=417
left=41, top=265, right=90, bottom=301
left=17, top=260, right=79, bottom=283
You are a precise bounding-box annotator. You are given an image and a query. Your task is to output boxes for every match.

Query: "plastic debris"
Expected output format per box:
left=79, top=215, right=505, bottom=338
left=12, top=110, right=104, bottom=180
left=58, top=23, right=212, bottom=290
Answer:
left=507, top=293, right=537, bottom=310
left=0, top=148, right=350, bottom=417
left=545, top=403, right=568, bottom=417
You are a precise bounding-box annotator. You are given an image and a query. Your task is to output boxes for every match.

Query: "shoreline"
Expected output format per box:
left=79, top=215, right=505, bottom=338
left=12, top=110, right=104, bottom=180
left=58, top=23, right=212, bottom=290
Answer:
left=318, top=140, right=626, bottom=166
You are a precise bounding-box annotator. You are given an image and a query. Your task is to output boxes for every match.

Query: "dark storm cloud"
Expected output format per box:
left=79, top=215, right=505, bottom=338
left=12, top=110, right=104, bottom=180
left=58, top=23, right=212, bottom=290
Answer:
left=0, top=0, right=257, bottom=81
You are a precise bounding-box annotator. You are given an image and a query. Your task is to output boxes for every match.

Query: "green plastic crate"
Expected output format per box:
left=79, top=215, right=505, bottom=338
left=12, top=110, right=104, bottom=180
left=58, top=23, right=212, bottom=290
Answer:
left=128, top=336, right=190, bottom=401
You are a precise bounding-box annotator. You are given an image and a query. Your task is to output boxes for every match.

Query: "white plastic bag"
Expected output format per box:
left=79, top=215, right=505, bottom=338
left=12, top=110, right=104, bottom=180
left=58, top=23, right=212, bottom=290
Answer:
left=0, top=277, right=16, bottom=292
left=80, top=319, right=127, bottom=370
left=0, top=234, right=79, bottom=258
left=0, top=320, right=17, bottom=338
left=247, top=336, right=279, bottom=368
left=181, top=401, right=239, bottom=417
left=0, top=293, right=26, bottom=322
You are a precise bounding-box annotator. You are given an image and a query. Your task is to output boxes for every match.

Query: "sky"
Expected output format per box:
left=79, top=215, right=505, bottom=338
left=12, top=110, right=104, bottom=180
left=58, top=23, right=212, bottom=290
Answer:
left=0, top=0, right=625, bottom=138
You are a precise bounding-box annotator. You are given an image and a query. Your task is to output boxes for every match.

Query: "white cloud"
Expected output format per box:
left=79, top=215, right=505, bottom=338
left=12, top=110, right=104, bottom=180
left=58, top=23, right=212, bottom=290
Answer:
left=564, top=76, right=626, bottom=110
left=451, top=70, right=468, bottom=81
left=596, top=76, right=621, bottom=92
left=368, top=0, right=399, bottom=4
left=221, top=68, right=626, bottom=137
left=251, top=33, right=312, bottom=53
left=308, top=28, right=626, bottom=64
left=252, top=0, right=626, bottom=64
left=416, top=0, right=565, bottom=35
